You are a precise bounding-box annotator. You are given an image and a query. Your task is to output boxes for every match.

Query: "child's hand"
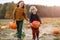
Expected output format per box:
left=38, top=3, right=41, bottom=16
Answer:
left=13, top=20, right=16, bottom=23
left=13, top=18, right=15, bottom=20
left=29, top=23, right=32, bottom=26
left=27, top=21, right=30, bottom=24
left=26, top=18, right=30, bottom=21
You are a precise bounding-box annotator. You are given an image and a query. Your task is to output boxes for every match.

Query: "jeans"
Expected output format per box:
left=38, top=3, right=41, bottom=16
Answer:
left=16, top=20, right=23, bottom=38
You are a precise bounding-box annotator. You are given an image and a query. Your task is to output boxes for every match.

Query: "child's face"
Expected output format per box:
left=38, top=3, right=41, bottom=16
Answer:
left=32, top=9, right=37, bottom=14
left=19, top=2, right=24, bottom=8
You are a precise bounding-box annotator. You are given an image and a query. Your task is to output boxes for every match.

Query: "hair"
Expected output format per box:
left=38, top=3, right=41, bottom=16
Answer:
left=29, top=6, right=38, bottom=13
left=17, top=1, right=24, bottom=8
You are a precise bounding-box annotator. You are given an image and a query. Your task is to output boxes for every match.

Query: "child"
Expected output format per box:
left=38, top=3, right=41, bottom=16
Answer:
left=13, top=1, right=28, bottom=40
left=29, top=6, right=42, bottom=40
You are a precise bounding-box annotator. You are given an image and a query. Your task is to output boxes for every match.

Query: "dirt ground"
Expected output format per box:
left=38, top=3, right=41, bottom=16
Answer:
left=0, top=18, right=60, bottom=40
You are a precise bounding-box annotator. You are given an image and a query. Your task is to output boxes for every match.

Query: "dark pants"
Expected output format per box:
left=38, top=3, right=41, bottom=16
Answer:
left=16, top=20, right=23, bottom=38
left=31, top=27, right=39, bottom=40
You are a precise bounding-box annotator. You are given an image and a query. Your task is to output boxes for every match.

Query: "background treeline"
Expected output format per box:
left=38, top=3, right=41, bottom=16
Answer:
left=0, top=2, right=60, bottom=19
left=0, top=2, right=16, bottom=19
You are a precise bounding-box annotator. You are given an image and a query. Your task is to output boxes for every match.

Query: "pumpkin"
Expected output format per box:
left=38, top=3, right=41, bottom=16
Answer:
left=27, top=25, right=31, bottom=28
left=32, top=21, right=40, bottom=28
left=53, top=30, right=59, bottom=34
left=0, top=26, right=7, bottom=30
left=9, top=22, right=17, bottom=29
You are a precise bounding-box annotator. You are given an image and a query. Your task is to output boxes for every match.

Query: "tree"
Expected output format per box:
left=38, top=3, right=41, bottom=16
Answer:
left=6, top=2, right=16, bottom=18
left=5, top=11, right=11, bottom=19
left=0, top=3, right=7, bottom=19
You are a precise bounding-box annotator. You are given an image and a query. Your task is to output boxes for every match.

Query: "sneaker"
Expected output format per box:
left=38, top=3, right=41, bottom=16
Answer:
left=32, top=39, right=35, bottom=40
left=37, top=37, right=39, bottom=40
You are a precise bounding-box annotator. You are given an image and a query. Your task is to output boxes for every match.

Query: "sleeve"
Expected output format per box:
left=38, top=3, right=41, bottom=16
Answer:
left=29, top=14, right=33, bottom=23
left=37, top=15, right=42, bottom=24
left=23, top=8, right=28, bottom=21
left=13, top=8, right=17, bottom=20
left=29, top=14, right=32, bottom=23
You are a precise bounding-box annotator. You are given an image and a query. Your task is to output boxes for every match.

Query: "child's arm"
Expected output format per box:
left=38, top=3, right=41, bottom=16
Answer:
left=13, top=8, right=16, bottom=20
left=29, top=14, right=33, bottom=23
left=23, top=9, right=28, bottom=21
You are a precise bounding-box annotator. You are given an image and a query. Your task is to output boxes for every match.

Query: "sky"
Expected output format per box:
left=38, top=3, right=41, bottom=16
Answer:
left=0, top=0, right=60, bottom=6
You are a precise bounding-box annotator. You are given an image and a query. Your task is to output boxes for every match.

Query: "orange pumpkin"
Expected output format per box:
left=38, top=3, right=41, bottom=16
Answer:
left=9, top=22, right=17, bottom=29
left=32, top=21, right=40, bottom=28
left=27, top=25, right=31, bottom=29
left=0, top=26, right=7, bottom=30
left=53, top=30, right=59, bottom=34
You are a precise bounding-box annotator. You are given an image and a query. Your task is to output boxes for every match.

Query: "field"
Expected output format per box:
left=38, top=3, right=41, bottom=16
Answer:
left=0, top=18, right=60, bottom=40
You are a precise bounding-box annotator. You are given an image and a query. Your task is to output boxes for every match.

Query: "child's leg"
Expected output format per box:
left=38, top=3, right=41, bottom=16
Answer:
left=31, top=27, right=36, bottom=40
left=32, top=32, right=36, bottom=40
left=16, top=20, right=23, bottom=39
left=16, top=21, right=19, bottom=38
left=36, top=28, right=39, bottom=40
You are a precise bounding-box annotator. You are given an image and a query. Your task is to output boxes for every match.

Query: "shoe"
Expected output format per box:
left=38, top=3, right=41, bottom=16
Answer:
left=32, top=39, right=35, bottom=40
left=37, top=37, right=39, bottom=40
